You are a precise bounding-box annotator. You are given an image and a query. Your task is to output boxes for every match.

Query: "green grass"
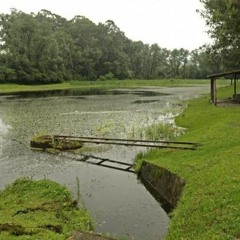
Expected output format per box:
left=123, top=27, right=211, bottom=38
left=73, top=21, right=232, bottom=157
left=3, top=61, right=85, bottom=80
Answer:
left=0, top=178, right=92, bottom=240
left=0, top=79, right=220, bottom=94
left=136, top=83, right=240, bottom=239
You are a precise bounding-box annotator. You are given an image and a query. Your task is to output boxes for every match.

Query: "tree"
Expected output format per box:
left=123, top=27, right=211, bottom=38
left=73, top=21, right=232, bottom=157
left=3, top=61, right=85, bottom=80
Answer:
left=200, top=0, right=240, bottom=71
left=0, top=8, right=214, bottom=83
left=95, top=20, right=131, bottom=79
left=167, top=48, right=189, bottom=78
left=186, top=45, right=220, bottom=79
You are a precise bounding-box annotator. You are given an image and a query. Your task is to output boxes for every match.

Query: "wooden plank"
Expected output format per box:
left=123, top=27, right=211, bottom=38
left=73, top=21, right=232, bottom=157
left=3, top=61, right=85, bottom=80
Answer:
left=53, top=135, right=199, bottom=147
left=54, top=138, right=197, bottom=150
left=207, top=69, right=240, bottom=79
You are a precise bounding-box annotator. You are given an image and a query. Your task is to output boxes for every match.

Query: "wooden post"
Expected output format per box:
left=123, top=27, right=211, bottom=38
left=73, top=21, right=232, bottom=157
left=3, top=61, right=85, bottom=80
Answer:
left=214, top=78, right=217, bottom=105
left=210, top=78, right=217, bottom=105
left=210, top=78, right=214, bottom=103
left=234, top=74, right=237, bottom=98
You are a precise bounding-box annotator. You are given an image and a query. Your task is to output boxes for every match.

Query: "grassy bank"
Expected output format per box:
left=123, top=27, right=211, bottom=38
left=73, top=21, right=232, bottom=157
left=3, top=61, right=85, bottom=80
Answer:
left=136, top=84, right=240, bottom=239
left=0, top=178, right=92, bottom=240
left=0, top=79, right=213, bottom=93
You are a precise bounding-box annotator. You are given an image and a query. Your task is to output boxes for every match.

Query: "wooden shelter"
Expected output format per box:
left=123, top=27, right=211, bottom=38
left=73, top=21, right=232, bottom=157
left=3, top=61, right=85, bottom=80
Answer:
left=207, top=69, right=240, bottom=105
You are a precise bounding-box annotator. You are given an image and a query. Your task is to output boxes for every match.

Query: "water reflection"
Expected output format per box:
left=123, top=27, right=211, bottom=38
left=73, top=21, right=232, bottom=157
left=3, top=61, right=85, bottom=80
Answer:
left=0, top=88, right=171, bottom=99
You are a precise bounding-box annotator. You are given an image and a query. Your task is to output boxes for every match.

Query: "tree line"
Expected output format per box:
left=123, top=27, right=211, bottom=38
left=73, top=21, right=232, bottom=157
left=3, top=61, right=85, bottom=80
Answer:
left=0, top=8, right=222, bottom=84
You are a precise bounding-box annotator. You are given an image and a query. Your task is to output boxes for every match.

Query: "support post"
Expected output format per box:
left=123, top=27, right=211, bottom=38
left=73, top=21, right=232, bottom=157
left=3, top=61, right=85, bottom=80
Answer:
left=210, top=78, right=217, bottom=105
left=233, top=74, right=237, bottom=98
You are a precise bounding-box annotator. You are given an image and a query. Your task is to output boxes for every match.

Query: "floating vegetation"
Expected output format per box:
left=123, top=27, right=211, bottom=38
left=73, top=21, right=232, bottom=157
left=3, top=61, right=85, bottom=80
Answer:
left=30, top=135, right=84, bottom=151
left=95, top=119, right=116, bottom=136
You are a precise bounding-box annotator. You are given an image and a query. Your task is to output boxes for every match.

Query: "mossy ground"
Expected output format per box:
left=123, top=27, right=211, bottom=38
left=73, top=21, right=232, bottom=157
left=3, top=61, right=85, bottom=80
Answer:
left=136, top=83, right=240, bottom=239
left=0, top=178, right=92, bottom=240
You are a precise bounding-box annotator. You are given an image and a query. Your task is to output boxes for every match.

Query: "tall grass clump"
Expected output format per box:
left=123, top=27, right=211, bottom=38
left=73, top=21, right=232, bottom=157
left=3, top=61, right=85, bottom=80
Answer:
left=145, top=123, right=184, bottom=141
left=130, top=123, right=184, bottom=141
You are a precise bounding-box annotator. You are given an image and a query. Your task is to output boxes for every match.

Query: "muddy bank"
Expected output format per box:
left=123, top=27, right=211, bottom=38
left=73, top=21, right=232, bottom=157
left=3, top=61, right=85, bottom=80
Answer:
left=138, top=161, right=185, bottom=211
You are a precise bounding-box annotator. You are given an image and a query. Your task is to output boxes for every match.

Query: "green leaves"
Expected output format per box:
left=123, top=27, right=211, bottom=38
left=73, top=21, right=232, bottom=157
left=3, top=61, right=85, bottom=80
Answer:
left=0, top=8, right=215, bottom=83
left=200, top=0, right=240, bottom=71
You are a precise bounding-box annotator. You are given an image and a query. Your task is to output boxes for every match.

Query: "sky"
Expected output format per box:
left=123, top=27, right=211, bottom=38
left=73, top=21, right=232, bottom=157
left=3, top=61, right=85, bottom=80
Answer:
left=0, top=0, right=212, bottom=50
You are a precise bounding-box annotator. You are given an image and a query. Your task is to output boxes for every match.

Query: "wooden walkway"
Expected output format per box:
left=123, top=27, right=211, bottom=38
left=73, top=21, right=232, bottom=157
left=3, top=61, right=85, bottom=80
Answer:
left=53, top=135, right=199, bottom=150
left=53, top=135, right=199, bottom=173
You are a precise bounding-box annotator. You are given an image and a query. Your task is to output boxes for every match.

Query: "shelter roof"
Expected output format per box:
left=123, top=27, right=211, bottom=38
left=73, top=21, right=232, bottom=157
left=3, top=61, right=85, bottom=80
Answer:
left=207, top=69, right=240, bottom=79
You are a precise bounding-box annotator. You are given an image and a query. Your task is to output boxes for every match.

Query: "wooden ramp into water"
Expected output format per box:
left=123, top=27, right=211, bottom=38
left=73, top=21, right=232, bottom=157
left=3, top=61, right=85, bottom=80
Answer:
left=53, top=135, right=199, bottom=150
left=68, top=153, right=135, bottom=173
left=52, top=135, right=199, bottom=173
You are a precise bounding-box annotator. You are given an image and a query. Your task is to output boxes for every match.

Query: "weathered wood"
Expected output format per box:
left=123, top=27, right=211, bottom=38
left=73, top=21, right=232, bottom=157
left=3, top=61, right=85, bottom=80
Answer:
left=213, top=78, right=217, bottom=105
left=207, top=69, right=240, bottom=79
left=207, top=69, right=240, bottom=105
left=31, top=135, right=83, bottom=150
left=53, top=135, right=199, bottom=150
left=234, top=75, right=237, bottom=97
left=210, top=78, right=215, bottom=104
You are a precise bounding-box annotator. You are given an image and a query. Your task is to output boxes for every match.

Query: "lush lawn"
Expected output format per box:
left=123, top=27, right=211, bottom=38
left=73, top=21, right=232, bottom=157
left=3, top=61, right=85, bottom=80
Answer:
left=0, top=79, right=213, bottom=93
left=0, top=178, right=92, bottom=240
left=136, top=83, right=240, bottom=239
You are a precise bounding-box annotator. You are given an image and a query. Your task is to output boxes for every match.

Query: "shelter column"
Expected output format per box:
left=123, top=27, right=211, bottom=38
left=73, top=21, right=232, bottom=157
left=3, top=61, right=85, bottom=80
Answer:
left=210, top=78, right=217, bottom=105
left=233, top=74, right=237, bottom=98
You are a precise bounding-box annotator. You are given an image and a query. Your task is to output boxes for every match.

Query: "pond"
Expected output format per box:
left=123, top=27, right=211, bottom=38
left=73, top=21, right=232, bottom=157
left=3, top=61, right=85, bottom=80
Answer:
left=0, top=85, right=209, bottom=240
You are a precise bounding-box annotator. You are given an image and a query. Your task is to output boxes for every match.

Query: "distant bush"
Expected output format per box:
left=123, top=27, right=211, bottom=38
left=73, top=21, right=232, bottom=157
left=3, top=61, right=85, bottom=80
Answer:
left=97, top=72, right=116, bottom=81
left=0, top=67, right=17, bottom=83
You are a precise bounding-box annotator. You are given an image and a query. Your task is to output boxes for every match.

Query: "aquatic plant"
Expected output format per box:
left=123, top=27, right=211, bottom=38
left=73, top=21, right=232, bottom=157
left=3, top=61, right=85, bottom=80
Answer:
left=130, top=122, right=184, bottom=141
left=144, top=123, right=184, bottom=141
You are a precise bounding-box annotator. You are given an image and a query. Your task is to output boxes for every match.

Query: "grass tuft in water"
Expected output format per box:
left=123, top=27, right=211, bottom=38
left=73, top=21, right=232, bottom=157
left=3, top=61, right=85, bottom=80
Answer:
left=144, top=123, right=184, bottom=141
left=131, top=123, right=184, bottom=141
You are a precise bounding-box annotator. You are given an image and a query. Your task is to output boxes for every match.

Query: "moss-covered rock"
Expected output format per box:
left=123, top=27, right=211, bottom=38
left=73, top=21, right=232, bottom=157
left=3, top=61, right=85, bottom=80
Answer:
left=30, top=135, right=83, bottom=151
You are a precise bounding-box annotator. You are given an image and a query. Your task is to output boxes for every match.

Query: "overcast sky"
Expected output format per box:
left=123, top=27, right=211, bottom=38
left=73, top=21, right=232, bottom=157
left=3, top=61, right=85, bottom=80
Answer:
left=1, top=0, right=211, bottom=50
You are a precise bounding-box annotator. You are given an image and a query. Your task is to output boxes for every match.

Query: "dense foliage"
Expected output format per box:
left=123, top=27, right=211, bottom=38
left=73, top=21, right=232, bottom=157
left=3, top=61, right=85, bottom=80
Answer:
left=199, top=0, right=240, bottom=72
left=0, top=9, right=215, bottom=84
